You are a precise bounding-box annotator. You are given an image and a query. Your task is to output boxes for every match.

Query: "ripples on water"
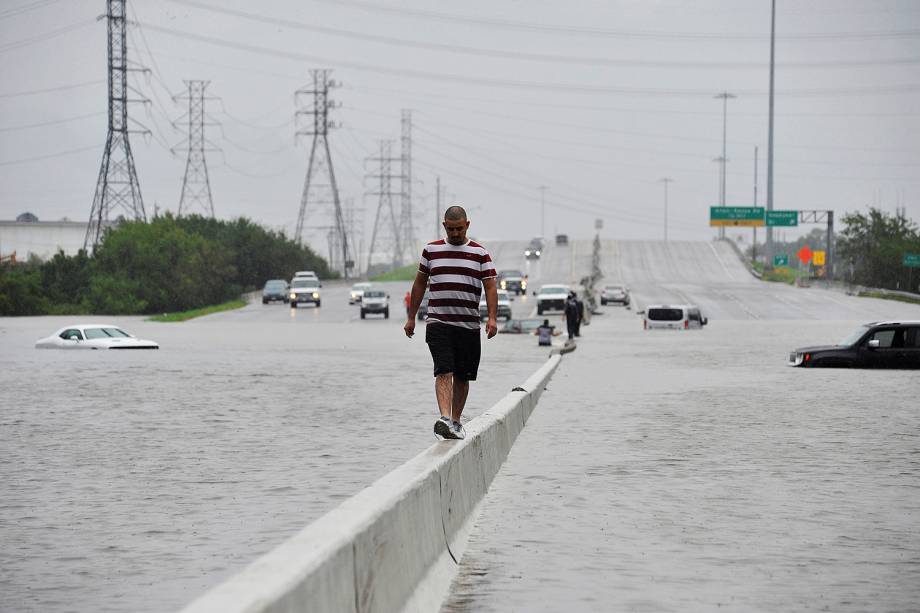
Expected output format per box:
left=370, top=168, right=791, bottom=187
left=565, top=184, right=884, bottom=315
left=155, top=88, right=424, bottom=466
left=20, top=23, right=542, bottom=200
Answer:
left=0, top=310, right=544, bottom=613
left=442, top=316, right=920, bottom=612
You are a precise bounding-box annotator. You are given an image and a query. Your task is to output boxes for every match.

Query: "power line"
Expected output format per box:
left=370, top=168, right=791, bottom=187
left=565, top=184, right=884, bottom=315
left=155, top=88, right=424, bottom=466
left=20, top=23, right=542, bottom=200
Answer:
left=0, top=111, right=104, bottom=133
left=0, top=0, right=61, bottom=21
left=0, top=144, right=98, bottom=167
left=0, top=80, right=104, bottom=100
left=0, top=19, right=95, bottom=53
left=304, top=0, right=920, bottom=42
left=126, top=45, right=920, bottom=120
left=158, top=0, right=920, bottom=70
left=137, top=23, right=920, bottom=99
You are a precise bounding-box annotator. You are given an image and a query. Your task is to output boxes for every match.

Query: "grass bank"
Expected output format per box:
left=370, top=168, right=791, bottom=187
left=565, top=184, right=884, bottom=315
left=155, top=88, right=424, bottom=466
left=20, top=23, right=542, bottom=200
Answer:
left=857, top=290, right=920, bottom=306
left=370, top=264, right=416, bottom=282
left=753, top=262, right=810, bottom=285
left=149, top=299, right=247, bottom=322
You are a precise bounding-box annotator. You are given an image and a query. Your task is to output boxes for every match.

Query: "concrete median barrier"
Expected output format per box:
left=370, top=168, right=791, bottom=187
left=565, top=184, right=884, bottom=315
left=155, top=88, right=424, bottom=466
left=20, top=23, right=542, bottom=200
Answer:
left=180, top=354, right=562, bottom=613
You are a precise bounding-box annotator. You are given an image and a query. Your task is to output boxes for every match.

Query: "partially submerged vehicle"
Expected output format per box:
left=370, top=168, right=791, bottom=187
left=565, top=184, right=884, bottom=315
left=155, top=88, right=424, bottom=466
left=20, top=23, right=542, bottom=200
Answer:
left=35, top=325, right=159, bottom=350
left=642, top=305, right=708, bottom=330
left=788, top=320, right=920, bottom=369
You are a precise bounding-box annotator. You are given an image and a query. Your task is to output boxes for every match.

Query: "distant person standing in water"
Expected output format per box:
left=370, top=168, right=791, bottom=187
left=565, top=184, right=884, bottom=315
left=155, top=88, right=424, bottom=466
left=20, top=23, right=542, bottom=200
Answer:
left=564, top=291, right=580, bottom=341
left=535, top=319, right=559, bottom=346
left=404, top=206, right=498, bottom=440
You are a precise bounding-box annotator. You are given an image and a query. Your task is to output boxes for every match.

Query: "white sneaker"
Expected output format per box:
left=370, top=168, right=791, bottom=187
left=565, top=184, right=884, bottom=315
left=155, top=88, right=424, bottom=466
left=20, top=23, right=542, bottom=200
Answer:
left=451, top=420, right=466, bottom=440
left=434, top=416, right=453, bottom=439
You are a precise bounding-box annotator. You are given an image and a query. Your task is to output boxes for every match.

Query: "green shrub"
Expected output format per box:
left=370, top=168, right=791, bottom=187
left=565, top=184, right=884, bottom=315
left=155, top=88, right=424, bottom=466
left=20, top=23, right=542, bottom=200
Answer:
left=0, top=267, right=47, bottom=315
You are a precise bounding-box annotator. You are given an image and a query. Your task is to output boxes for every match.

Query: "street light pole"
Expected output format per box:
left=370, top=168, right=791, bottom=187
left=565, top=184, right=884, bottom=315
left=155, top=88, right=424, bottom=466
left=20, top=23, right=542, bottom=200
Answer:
left=715, top=92, right=736, bottom=240
left=659, top=177, right=673, bottom=242
left=766, top=0, right=776, bottom=268
left=538, top=185, right=548, bottom=238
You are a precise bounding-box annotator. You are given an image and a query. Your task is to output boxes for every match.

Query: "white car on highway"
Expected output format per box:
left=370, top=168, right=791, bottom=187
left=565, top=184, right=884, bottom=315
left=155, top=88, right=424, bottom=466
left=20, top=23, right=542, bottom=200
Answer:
left=536, top=284, right=569, bottom=315
left=349, top=282, right=372, bottom=304
left=35, top=324, right=159, bottom=350
left=290, top=277, right=321, bottom=308
left=643, top=305, right=708, bottom=330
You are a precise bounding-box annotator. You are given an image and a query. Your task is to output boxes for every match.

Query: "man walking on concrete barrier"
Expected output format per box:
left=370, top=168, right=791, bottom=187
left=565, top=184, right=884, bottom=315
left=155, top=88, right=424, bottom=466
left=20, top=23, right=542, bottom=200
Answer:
left=404, top=205, right=498, bottom=440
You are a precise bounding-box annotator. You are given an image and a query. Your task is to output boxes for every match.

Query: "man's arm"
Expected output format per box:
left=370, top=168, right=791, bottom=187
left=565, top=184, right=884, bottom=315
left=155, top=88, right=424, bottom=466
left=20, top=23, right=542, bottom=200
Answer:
left=483, top=277, right=498, bottom=339
left=404, top=271, right=428, bottom=338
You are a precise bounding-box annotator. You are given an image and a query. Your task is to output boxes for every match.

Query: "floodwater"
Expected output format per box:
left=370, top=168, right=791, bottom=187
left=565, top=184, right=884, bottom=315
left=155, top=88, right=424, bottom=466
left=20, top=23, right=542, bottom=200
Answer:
left=3, top=238, right=920, bottom=612
left=443, top=309, right=920, bottom=612
left=0, top=280, right=545, bottom=613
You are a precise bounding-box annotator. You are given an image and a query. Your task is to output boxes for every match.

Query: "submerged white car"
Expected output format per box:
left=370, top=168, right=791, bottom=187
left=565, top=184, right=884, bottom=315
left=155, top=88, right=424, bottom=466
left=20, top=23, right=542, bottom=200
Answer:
left=35, top=324, right=159, bottom=350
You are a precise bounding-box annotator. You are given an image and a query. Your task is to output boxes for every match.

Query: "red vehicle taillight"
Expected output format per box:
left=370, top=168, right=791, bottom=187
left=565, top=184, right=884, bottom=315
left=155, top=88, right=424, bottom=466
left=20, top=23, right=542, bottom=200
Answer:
left=684, top=320, right=689, bottom=329
left=804, top=353, right=811, bottom=362
left=644, top=319, right=647, bottom=330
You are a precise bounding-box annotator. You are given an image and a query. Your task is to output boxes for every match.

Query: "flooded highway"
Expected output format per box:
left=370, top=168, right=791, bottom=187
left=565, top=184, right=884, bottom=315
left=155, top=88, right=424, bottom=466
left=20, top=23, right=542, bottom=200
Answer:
left=3, top=238, right=920, bottom=612
left=0, top=277, right=545, bottom=613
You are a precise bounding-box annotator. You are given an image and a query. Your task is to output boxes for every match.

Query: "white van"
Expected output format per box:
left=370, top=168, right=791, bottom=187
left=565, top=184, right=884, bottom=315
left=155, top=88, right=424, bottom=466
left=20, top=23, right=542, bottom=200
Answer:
left=643, top=304, right=708, bottom=330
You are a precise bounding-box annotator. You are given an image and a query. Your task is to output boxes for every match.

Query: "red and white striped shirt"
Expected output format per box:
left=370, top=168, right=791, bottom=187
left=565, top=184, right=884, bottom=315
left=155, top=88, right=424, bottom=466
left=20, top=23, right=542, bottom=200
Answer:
left=419, top=239, right=496, bottom=329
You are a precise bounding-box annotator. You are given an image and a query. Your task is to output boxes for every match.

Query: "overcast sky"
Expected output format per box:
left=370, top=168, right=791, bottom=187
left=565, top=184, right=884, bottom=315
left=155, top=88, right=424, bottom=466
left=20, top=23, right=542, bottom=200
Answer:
left=1, top=0, right=918, bottom=258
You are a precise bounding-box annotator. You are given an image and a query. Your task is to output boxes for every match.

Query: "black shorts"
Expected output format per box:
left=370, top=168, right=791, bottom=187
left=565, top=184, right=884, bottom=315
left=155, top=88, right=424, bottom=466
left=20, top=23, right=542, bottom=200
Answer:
left=425, top=322, right=481, bottom=381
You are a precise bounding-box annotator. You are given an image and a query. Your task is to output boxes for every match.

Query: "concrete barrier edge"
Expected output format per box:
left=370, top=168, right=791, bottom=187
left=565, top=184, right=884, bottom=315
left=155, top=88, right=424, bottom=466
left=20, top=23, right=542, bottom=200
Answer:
left=179, top=354, right=563, bottom=613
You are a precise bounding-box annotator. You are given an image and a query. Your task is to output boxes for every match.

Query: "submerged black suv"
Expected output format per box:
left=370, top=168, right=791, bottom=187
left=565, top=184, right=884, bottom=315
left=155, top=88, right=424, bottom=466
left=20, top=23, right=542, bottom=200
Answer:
left=788, top=320, right=920, bottom=369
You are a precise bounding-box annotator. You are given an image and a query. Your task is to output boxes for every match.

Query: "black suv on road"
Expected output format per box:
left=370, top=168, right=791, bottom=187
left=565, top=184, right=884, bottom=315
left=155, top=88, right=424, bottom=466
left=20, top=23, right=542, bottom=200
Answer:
left=788, top=320, right=920, bottom=369
left=498, top=269, right=526, bottom=295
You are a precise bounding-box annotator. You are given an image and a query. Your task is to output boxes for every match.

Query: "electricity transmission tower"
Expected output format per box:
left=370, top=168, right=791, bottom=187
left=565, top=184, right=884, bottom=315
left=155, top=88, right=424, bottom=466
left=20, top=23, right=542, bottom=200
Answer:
left=85, top=0, right=148, bottom=251
left=399, top=109, right=415, bottom=261
left=173, top=80, right=217, bottom=217
left=366, top=140, right=404, bottom=272
left=295, top=69, right=352, bottom=278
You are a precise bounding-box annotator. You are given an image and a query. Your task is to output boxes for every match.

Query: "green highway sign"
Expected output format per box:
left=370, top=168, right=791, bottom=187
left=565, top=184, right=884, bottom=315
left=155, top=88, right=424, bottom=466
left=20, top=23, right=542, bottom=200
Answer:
left=709, top=206, right=765, bottom=227
left=773, top=254, right=789, bottom=267
left=766, top=210, right=798, bottom=227
left=904, top=253, right=920, bottom=268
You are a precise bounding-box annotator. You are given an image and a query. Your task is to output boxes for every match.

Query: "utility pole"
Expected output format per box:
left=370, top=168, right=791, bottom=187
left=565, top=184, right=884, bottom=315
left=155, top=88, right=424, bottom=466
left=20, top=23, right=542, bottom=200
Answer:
left=85, top=0, right=148, bottom=251
left=400, top=109, right=415, bottom=262
left=538, top=185, right=548, bottom=238
left=765, top=0, right=777, bottom=268
left=659, top=177, right=673, bottom=242
left=365, top=140, right=403, bottom=272
left=174, top=80, right=217, bottom=217
left=713, top=156, right=725, bottom=211
left=753, top=145, right=759, bottom=264
left=435, top=175, right=441, bottom=238
left=295, top=69, right=351, bottom=278
left=714, top=91, right=736, bottom=241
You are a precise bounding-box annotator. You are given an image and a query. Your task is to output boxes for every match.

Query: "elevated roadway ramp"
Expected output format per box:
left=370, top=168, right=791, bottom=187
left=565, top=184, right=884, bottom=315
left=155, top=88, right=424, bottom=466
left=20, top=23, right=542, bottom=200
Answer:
left=487, top=238, right=917, bottom=322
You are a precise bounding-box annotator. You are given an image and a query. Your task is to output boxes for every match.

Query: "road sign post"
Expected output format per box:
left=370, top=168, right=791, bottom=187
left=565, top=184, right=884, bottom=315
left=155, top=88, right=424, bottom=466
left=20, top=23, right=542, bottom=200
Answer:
left=710, top=206, right=765, bottom=227
left=797, top=246, right=813, bottom=265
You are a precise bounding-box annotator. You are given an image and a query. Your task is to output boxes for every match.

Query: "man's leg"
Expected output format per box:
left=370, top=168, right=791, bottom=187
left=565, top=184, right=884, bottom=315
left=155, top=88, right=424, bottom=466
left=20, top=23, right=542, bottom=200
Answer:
left=435, top=373, right=453, bottom=419
left=451, top=377, right=470, bottom=421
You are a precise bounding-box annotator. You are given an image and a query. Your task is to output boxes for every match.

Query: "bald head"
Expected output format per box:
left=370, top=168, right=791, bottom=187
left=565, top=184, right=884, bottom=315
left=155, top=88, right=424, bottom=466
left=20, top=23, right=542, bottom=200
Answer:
left=442, top=205, right=470, bottom=245
left=444, top=205, right=467, bottom=222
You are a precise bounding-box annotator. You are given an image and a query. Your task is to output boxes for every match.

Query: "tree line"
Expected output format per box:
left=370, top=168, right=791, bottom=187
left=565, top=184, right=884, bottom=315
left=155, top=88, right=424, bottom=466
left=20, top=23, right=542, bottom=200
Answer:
left=744, top=207, right=919, bottom=292
left=0, top=214, right=334, bottom=316
left=836, top=207, right=920, bottom=292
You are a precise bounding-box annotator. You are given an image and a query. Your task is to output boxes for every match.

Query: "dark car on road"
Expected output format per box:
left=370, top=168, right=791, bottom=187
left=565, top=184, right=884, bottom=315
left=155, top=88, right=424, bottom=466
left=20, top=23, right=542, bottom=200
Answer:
left=788, top=320, right=920, bottom=369
left=524, top=237, right=543, bottom=260
left=498, top=269, right=527, bottom=295
left=262, top=279, right=289, bottom=304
